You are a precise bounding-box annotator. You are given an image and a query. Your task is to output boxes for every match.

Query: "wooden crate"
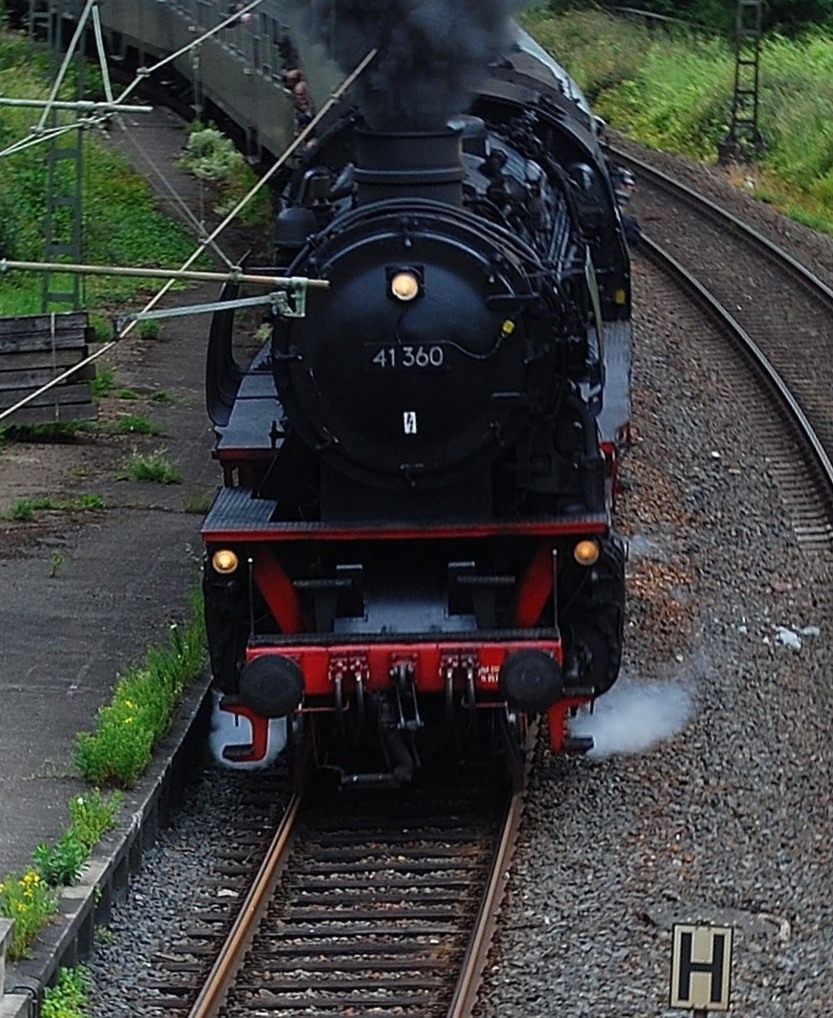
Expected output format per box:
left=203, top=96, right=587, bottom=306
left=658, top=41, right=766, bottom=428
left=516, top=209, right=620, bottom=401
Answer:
left=0, top=311, right=97, bottom=425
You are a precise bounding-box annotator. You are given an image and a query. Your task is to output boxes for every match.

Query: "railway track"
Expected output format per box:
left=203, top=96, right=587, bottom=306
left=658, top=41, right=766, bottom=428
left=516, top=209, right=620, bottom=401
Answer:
left=612, top=145, right=833, bottom=548
left=142, top=764, right=524, bottom=1017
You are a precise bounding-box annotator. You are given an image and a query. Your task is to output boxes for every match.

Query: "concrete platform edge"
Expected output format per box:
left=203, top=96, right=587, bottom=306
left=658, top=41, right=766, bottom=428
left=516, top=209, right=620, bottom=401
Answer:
left=2, top=676, right=212, bottom=1016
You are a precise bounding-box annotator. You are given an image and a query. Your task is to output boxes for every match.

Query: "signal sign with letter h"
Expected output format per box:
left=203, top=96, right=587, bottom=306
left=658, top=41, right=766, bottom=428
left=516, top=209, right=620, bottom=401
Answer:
left=670, top=924, right=733, bottom=1011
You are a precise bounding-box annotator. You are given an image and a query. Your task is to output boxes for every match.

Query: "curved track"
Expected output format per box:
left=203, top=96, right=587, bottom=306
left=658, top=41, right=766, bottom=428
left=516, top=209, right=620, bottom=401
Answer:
left=612, top=146, right=833, bottom=548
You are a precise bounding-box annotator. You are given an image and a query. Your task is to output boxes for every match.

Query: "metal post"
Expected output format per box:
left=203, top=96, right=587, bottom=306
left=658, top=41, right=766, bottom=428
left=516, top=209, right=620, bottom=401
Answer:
left=27, top=0, right=50, bottom=45
left=719, top=0, right=764, bottom=162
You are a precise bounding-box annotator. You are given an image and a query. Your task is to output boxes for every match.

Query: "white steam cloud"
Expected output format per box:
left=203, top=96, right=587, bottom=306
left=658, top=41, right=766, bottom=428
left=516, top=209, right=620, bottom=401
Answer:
left=568, top=676, right=694, bottom=758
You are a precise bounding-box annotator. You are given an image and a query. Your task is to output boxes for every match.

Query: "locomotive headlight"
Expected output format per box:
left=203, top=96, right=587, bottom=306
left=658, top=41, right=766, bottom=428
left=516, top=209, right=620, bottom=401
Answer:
left=574, top=539, right=600, bottom=567
left=212, top=548, right=239, bottom=574
left=390, top=270, right=420, bottom=302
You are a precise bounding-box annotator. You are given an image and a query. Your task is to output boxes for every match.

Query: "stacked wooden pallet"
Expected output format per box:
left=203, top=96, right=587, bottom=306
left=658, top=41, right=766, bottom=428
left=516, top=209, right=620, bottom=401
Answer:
left=0, top=311, right=96, bottom=425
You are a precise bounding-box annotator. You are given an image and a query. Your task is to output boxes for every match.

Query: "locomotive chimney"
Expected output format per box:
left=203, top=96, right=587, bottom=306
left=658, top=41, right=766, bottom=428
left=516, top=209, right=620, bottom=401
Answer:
left=354, top=129, right=465, bottom=207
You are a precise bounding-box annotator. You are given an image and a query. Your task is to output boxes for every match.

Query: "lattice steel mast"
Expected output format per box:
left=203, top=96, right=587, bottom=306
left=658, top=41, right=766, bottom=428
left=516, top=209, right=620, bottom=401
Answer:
left=28, top=0, right=86, bottom=311
left=720, top=0, right=765, bottom=161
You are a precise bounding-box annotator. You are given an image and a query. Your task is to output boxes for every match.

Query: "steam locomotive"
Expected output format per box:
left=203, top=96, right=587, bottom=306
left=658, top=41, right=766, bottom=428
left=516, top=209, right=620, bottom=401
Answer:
left=201, top=26, right=632, bottom=787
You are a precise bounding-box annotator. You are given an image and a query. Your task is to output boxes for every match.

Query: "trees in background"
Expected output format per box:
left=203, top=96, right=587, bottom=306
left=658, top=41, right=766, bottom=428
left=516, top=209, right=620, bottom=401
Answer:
left=543, top=1, right=833, bottom=34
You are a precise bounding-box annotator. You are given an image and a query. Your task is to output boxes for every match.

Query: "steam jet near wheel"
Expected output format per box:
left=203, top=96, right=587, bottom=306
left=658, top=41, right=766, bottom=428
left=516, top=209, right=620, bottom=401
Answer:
left=202, top=2, right=632, bottom=787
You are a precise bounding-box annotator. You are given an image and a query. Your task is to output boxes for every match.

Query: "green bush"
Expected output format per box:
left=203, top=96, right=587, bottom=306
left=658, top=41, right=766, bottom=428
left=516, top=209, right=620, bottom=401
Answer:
left=179, top=125, right=270, bottom=226
left=42, top=965, right=90, bottom=1018
left=32, top=831, right=88, bottom=887
left=179, top=126, right=244, bottom=182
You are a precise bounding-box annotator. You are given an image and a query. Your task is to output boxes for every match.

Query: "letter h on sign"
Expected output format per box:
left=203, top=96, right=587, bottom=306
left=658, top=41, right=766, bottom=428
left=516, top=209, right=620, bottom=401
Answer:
left=670, top=924, right=733, bottom=1011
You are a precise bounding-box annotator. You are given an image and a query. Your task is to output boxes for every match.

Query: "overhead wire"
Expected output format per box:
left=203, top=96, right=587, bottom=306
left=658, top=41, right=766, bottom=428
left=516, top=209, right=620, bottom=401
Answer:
left=0, top=47, right=379, bottom=425
left=0, top=0, right=269, bottom=162
left=34, top=0, right=96, bottom=133
left=0, top=120, right=80, bottom=159
left=114, top=47, right=379, bottom=337
left=90, top=4, right=115, bottom=105
left=87, top=2, right=222, bottom=261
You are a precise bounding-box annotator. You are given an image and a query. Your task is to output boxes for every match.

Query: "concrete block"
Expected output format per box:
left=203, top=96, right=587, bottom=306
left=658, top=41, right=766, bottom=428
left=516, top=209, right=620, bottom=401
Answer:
left=0, top=995, right=30, bottom=1018
left=0, top=918, right=13, bottom=991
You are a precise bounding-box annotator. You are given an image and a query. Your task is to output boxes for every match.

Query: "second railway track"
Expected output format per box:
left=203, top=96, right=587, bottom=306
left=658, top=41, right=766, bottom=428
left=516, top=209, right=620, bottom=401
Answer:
left=611, top=145, right=833, bottom=547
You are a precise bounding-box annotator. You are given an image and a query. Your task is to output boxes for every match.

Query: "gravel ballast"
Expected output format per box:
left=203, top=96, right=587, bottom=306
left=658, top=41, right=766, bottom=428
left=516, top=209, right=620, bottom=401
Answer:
left=476, top=257, right=833, bottom=1016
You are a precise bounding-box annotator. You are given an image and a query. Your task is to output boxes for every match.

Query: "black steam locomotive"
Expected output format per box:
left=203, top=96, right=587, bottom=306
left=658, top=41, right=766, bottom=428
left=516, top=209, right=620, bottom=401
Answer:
left=201, top=27, right=632, bottom=785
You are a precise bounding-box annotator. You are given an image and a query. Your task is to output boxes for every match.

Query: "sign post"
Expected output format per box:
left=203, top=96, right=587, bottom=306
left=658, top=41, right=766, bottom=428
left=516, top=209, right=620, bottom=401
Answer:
left=670, top=924, right=733, bottom=1013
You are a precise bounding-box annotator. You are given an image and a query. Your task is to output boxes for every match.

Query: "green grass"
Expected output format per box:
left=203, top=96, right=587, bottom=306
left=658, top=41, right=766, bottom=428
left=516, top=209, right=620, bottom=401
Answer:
left=89, top=314, right=112, bottom=342
left=8, top=493, right=104, bottom=521
left=117, top=448, right=182, bottom=484
left=0, top=27, right=208, bottom=316
left=33, top=789, right=123, bottom=886
left=182, top=489, right=215, bottom=515
left=521, top=9, right=833, bottom=234
left=91, top=367, right=115, bottom=399
left=0, top=421, right=85, bottom=443
left=115, top=414, right=160, bottom=435
left=138, top=319, right=161, bottom=340
left=74, top=594, right=206, bottom=787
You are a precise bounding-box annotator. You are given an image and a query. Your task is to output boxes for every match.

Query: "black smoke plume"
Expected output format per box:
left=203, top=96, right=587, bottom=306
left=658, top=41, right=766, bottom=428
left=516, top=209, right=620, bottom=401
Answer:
left=291, top=0, right=526, bottom=131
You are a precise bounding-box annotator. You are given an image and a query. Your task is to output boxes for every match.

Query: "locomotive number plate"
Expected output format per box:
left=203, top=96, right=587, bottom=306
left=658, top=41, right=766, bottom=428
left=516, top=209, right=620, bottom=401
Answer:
left=369, top=344, right=446, bottom=369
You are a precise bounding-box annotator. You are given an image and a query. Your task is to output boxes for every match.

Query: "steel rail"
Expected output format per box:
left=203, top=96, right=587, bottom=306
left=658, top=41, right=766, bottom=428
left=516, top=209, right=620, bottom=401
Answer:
left=640, top=232, right=833, bottom=496
left=446, top=721, right=536, bottom=1017
left=186, top=793, right=302, bottom=1018
left=446, top=787, right=525, bottom=1018
left=609, top=145, right=833, bottom=307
